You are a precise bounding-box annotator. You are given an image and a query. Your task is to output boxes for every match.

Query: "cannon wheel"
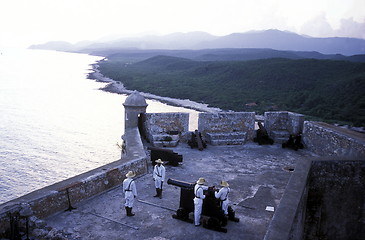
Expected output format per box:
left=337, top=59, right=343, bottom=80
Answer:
left=204, top=217, right=227, bottom=233
left=173, top=208, right=192, bottom=223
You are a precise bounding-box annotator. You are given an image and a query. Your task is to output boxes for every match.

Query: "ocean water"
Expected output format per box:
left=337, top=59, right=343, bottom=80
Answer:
left=0, top=49, right=198, bottom=204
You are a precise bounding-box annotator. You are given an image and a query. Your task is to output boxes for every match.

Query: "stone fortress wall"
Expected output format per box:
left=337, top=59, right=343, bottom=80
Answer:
left=142, top=112, right=189, bottom=147
left=142, top=109, right=364, bottom=159
left=0, top=91, right=364, bottom=238
left=264, top=120, right=365, bottom=240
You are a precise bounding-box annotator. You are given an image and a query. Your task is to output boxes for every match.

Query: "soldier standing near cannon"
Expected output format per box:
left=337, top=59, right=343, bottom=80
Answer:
left=153, top=159, right=166, bottom=199
left=123, top=171, right=137, bottom=216
left=215, top=180, right=230, bottom=215
left=194, top=177, right=208, bottom=226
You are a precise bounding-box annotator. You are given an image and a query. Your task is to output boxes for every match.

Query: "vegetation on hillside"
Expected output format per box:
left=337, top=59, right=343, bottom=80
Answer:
left=98, top=55, right=365, bottom=127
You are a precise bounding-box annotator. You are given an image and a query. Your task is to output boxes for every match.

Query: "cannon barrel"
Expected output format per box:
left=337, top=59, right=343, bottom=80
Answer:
left=148, top=147, right=183, bottom=166
left=168, top=178, right=238, bottom=231
left=167, top=178, right=195, bottom=189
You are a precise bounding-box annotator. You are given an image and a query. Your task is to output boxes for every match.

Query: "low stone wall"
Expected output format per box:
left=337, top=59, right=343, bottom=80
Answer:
left=304, top=160, right=365, bottom=239
left=264, top=111, right=304, bottom=143
left=0, top=127, right=147, bottom=237
left=198, top=112, right=255, bottom=144
left=142, top=112, right=189, bottom=146
left=264, top=158, right=312, bottom=240
left=265, top=121, right=365, bottom=240
left=303, top=121, right=365, bottom=158
left=265, top=158, right=365, bottom=240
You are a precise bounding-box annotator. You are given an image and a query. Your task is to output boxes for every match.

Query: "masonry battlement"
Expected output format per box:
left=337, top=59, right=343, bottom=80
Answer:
left=0, top=92, right=364, bottom=239
left=139, top=110, right=364, bottom=158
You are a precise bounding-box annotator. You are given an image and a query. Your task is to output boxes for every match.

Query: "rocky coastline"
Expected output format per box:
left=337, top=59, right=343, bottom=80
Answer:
left=88, top=63, right=365, bottom=134
left=88, top=63, right=221, bottom=113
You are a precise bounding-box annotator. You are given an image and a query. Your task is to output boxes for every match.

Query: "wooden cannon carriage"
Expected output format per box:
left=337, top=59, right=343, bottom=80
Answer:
left=167, top=178, right=239, bottom=233
left=148, top=147, right=183, bottom=166
left=253, top=122, right=274, bottom=145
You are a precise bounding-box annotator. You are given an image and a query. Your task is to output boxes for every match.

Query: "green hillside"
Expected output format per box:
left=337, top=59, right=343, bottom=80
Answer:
left=98, top=56, right=365, bottom=127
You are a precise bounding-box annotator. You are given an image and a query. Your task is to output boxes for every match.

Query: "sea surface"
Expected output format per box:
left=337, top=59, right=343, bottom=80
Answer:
left=0, top=49, right=198, bottom=204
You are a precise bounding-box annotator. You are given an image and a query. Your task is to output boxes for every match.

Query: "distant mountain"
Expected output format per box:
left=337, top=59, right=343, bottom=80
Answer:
left=92, top=48, right=365, bottom=63
left=193, top=30, right=365, bottom=55
left=29, top=29, right=365, bottom=56
left=84, top=31, right=218, bottom=50
left=29, top=41, right=75, bottom=51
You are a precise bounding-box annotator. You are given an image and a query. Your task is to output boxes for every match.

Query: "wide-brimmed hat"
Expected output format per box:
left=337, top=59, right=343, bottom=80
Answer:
left=155, top=159, right=164, bottom=164
left=126, top=171, right=136, bottom=178
left=196, top=177, right=206, bottom=185
left=220, top=180, right=229, bottom=187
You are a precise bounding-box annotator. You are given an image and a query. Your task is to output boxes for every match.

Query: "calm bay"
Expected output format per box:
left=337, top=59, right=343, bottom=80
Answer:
left=0, top=49, right=198, bottom=204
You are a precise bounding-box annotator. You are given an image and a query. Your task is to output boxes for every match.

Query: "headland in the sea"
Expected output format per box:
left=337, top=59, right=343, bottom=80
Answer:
left=88, top=64, right=221, bottom=114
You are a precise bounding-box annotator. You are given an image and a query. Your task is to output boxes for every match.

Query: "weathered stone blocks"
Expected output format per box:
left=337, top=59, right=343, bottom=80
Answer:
left=198, top=112, right=255, bottom=145
left=142, top=112, right=189, bottom=147
left=264, top=111, right=304, bottom=143
left=303, top=121, right=365, bottom=158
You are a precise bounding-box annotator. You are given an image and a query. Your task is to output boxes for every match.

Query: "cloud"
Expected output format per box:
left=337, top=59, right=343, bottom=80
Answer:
left=300, top=13, right=365, bottom=39
left=300, top=13, right=335, bottom=37
left=335, top=18, right=365, bottom=39
left=2, top=0, right=365, bottom=48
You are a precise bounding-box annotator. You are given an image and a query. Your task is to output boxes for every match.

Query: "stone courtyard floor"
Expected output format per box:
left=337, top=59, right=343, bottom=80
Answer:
left=45, top=142, right=316, bottom=240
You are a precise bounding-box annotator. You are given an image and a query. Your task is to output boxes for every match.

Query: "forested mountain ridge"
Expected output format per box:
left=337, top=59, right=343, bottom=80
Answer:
left=96, top=48, right=365, bottom=63
left=30, top=29, right=365, bottom=56
left=98, top=55, right=365, bottom=127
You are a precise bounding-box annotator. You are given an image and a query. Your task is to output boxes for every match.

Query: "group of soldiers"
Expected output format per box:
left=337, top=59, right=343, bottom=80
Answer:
left=122, top=158, right=166, bottom=217
left=122, top=159, right=231, bottom=227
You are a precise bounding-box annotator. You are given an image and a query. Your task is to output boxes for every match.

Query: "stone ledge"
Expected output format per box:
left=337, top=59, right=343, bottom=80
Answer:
left=151, top=134, right=180, bottom=147
left=152, top=140, right=179, bottom=147
left=271, top=130, right=290, bottom=144
left=264, top=158, right=312, bottom=240
left=206, top=132, right=247, bottom=145
left=210, top=138, right=246, bottom=145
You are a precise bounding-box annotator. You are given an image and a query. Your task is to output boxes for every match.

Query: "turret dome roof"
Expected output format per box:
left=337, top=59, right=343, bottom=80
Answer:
left=123, top=91, right=148, bottom=107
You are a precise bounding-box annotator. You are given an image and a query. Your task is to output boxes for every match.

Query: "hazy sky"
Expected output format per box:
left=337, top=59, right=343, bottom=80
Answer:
left=1, top=0, right=364, bottom=48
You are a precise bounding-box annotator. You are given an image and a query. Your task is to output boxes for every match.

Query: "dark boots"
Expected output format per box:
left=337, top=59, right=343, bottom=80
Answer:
left=154, top=188, right=159, bottom=197
left=153, top=188, right=162, bottom=199
left=125, top=207, right=135, bottom=216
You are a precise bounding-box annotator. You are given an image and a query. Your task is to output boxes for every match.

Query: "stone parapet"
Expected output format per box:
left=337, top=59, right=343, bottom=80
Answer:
left=198, top=112, right=255, bottom=144
left=0, top=127, right=147, bottom=237
left=142, top=112, right=189, bottom=146
left=150, top=134, right=180, bottom=147
left=303, top=121, right=365, bottom=158
left=205, top=131, right=247, bottom=145
left=265, top=158, right=365, bottom=240
left=264, top=111, right=304, bottom=143
left=264, top=158, right=312, bottom=240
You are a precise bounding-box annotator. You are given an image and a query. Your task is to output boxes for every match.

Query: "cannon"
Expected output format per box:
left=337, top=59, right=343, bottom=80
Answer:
left=148, top=147, right=183, bottom=166
left=282, top=134, right=304, bottom=151
left=187, top=130, right=207, bottom=151
left=253, top=122, right=274, bottom=145
left=167, top=178, right=239, bottom=232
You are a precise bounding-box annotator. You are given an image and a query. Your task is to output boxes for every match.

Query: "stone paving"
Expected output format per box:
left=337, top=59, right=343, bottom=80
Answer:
left=45, top=142, right=316, bottom=240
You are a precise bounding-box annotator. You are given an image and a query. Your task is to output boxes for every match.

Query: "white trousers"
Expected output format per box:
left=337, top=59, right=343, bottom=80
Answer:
left=124, top=191, right=134, bottom=208
left=222, top=199, right=229, bottom=215
left=154, top=178, right=163, bottom=189
left=194, top=198, right=203, bottom=225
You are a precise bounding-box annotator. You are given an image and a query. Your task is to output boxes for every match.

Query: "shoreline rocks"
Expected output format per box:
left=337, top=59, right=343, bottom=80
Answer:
left=88, top=64, right=221, bottom=113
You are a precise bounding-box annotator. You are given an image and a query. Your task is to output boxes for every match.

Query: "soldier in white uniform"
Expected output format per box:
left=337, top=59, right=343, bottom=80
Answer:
left=215, top=180, right=230, bottom=215
left=153, top=159, right=166, bottom=199
left=123, top=171, right=137, bottom=216
left=193, top=177, right=208, bottom=226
